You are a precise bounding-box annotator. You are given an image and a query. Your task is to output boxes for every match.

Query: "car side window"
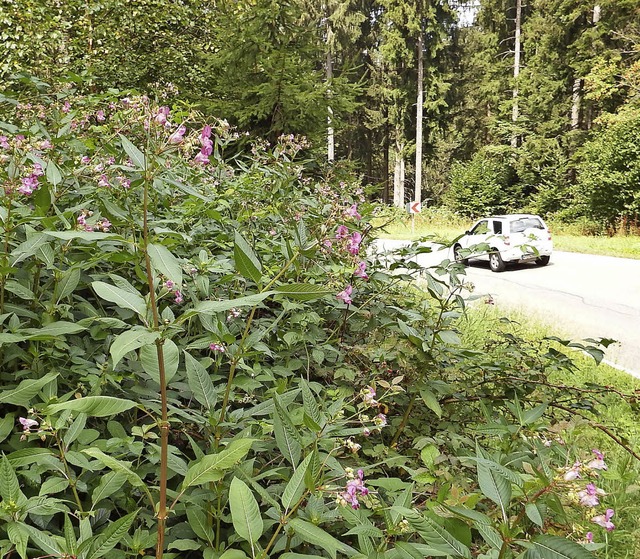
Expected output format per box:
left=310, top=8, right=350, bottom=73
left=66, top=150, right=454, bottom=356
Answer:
left=510, top=220, right=526, bottom=233
left=470, top=220, right=489, bottom=235
left=492, top=220, right=503, bottom=234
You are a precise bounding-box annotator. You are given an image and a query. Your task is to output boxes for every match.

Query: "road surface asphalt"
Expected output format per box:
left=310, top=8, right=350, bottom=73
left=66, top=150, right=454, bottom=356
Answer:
left=375, top=240, right=640, bottom=377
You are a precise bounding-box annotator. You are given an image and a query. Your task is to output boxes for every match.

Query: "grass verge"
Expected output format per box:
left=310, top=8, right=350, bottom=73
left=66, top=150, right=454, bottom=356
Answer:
left=458, top=304, right=640, bottom=557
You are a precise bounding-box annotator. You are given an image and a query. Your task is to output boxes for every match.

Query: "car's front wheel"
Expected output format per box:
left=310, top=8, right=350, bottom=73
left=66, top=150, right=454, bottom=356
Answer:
left=535, top=255, right=551, bottom=266
left=453, top=244, right=468, bottom=266
left=489, top=250, right=506, bottom=272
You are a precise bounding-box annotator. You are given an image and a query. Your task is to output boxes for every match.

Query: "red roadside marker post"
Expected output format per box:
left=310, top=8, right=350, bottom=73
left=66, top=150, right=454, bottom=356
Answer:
left=406, top=201, right=421, bottom=235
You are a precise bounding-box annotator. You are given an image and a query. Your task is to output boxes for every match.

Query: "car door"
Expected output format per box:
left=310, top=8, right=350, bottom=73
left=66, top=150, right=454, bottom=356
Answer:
left=461, top=219, right=491, bottom=259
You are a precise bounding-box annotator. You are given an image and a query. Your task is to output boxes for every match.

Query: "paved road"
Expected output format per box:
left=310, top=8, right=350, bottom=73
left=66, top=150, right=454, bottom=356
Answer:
left=376, top=241, right=640, bottom=377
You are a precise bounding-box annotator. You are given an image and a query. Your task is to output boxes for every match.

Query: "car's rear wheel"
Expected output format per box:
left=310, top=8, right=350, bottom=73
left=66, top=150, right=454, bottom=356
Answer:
left=535, top=255, right=551, bottom=266
left=489, top=250, right=506, bottom=272
left=453, top=244, right=468, bottom=266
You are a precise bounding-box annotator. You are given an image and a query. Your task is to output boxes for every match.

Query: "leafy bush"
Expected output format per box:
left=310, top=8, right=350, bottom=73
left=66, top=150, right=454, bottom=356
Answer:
left=574, top=107, right=640, bottom=231
left=0, top=84, right=636, bottom=559
left=444, top=146, right=521, bottom=218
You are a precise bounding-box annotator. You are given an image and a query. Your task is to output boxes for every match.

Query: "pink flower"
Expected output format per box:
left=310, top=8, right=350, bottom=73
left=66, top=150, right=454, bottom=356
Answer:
left=118, top=176, right=131, bottom=189
left=374, top=413, right=387, bottom=427
left=194, top=151, right=210, bottom=165
left=354, top=261, right=368, bottom=279
left=563, top=461, right=581, bottom=481
left=19, top=417, right=39, bottom=431
left=209, top=343, right=225, bottom=353
left=338, top=469, right=369, bottom=509
left=98, top=174, right=110, bottom=187
left=62, top=101, right=71, bottom=113
left=335, top=225, right=349, bottom=240
left=39, top=139, right=53, bottom=150
left=81, top=156, right=91, bottom=164
left=587, top=449, right=607, bottom=471
left=32, top=163, right=44, bottom=177
left=345, top=204, right=362, bottom=220
left=578, top=483, right=604, bottom=507
left=169, top=124, right=186, bottom=144
left=99, top=219, right=112, bottom=232
left=96, top=110, right=105, bottom=122
left=347, top=231, right=362, bottom=255
left=362, top=387, right=377, bottom=406
left=201, top=125, right=212, bottom=140
left=336, top=285, right=353, bottom=305
left=164, top=280, right=174, bottom=290
left=155, top=106, right=170, bottom=124
left=174, top=290, right=183, bottom=304
left=591, top=509, right=615, bottom=531
left=323, top=239, right=333, bottom=250
left=585, top=532, right=594, bottom=543
left=0, top=136, right=9, bottom=149
left=18, top=175, right=39, bottom=196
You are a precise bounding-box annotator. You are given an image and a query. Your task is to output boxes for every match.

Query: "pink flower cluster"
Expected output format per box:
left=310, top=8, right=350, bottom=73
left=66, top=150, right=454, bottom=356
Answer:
left=77, top=211, right=111, bottom=232
left=336, top=285, right=353, bottom=305
left=163, top=280, right=183, bottom=304
left=194, top=125, right=213, bottom=165
left=337, top=469, right=369, bottom=509
left=209, top=343, right=225, bottom=353
left=17, top=164, right=44, bottom=196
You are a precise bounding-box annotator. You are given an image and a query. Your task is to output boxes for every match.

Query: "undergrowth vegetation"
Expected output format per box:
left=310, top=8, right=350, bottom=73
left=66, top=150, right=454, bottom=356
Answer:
left=0, top=83, right=638, bottom=559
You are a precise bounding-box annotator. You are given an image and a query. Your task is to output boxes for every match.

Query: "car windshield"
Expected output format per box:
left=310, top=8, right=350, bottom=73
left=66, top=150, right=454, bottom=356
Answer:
left=510, top=217, right=544, bottom=233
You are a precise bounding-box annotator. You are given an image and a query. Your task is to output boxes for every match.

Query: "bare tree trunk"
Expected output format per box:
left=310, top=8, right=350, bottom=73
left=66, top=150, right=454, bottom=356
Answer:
left=415, top=13, right=424, bottom=205
left=571, top=78, right=582, bottom=129
left=393, top=135, right=405, bottom=208
left=511, top=0, right=522, bottom=148
left=383, top=112, right=390, bottom=204
left=326, top=23, right=335, bottom=162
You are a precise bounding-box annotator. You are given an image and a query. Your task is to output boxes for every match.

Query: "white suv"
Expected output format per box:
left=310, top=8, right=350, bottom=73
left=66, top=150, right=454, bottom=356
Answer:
left=453, top=214, right=553, bottom=272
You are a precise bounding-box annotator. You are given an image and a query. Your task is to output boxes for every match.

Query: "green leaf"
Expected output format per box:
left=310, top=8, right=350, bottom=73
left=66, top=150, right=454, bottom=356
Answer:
left=184, top=351, right=217, bottom=410
left=392, top=541, right=426, bottom=559
left=0, top=455, right=21, bottom=503
left=420, top=389, right=442, bottom=418
left=82, top=448, right=145, bottom=487
left=140, top=339, right=179, bottom=385
left=46, top=396, right=137, bottom=417
left=110, top=328, right=160, bottom=367
left=64, top=515, right=78, bottom=557
left=234, top=230, right=262, bottom=283
left=148, top=242, right=183, bottom=287
left=300, top=380, right=324, bottom=430
left=24, top=321, right=86, bottom=339
left=38, top=476, right=70, bottom=496
left=119, top=134, right=146, bottom=169
left=525, top=503, right=545, bottom=527
left=56, top=267, right=81, bottom=303
left=46, top=160, right=62, bottom=186
left=229, top=477, right=264, bottom=547
left=91, top=471, right=130, bottom=506
left=187, top=505, right=214, bottom=544
left=6, top=448, right=56, bottom=468
left=282, top=452, right=313, bottom=511
left=63, top=413, right=87, bottom=449
left=274, top=283, right=332, bottom=301
left=183, top=439, right=255, bottom=488
left=219, top=549, right=249, bottom=559
left=7, top=521, right=29, bottom=559
left=0, top=372, right=59, bottom=406
left=0, top=413, right=14, bottom=443
left=393, top=507, right=471, bottom=558
left=523, top=404, right=548, bottom=425
left=189, top=293, right=274, bottom=317
left=523, top=535, right=596, bottom=559
left=477, top=460, right=512, bottom=521
left=273, top=397, right=302, bottom=467
left=85, top=510, right=138, bottom=559
left=23, top=525, right=61, bottom=556
left=44, top=230, right=120, bottom=242
left=289, top=518, right=355, bottom=559
left=93, top=281, right=147, bottom=317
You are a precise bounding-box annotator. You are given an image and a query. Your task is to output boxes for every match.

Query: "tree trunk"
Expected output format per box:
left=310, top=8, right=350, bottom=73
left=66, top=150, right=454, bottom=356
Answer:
left=571, top=78, right=582, bottom=129
left=326, top=23, right=335, bottom=162
left=415, top=14, right=424, bottom=205
left=511, top=0, right=522, bottom=147
left=383, top=111, right=390, bottom=204
left=393, top=135, right=405, bottom=208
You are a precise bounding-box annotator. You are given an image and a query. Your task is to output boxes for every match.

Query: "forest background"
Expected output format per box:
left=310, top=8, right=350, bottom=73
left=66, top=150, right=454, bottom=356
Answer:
left=3, top=0, right=639, bottom=230
left=2, top=2, right=640, bottom=559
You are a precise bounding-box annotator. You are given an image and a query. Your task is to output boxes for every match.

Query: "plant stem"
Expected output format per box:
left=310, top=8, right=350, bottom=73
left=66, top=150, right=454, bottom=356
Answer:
left=139, top=143, right=167, bottom=559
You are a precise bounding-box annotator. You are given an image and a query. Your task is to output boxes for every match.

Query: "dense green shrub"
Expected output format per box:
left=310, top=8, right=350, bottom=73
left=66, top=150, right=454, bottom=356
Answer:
left=0, top=84, right=635, bottom=559
left=574, top=107, right=640, bottom=231
left=444, top=146, right=521, bottom=218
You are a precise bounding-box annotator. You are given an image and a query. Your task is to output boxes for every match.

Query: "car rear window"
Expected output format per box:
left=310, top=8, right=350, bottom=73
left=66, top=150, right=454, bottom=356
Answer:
left=510, top=217, right=544, bottom=233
